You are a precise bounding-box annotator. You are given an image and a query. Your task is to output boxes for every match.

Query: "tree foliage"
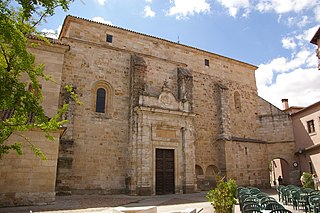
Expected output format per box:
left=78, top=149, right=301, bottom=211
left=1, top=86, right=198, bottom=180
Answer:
left=301, top=172, right=315, bottom=189
left=206, top=176, right=238, bottom=213
left=0, top=0, right=74, bottom=159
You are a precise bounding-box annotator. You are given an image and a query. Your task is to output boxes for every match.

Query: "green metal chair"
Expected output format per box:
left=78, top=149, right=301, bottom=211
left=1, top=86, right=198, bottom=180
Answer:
left=270, top=209, right=292, bottom=213
left=243, top=210, right=262, bottom=213
left=291, top=190, right=307, bottom=210
left=249, top=188, right=261, bottom=195
left=244, top=197, right=259, bottom=203
left=260, top=196, right=276, bottom=205
left=256, top=192, right=270, bottom=199
left=306, top=195, right=320, bottom=213
left=242, top=203, right=261, bottom=212
left=260, top=200, right=278, bottom=210
left=277, top=185, right=285, bottom=202
left=264, top=203, right=285, bottom=211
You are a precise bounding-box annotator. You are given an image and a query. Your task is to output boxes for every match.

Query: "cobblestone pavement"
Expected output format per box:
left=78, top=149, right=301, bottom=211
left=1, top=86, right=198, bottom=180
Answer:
left=0, top=189, right=306, bottom=213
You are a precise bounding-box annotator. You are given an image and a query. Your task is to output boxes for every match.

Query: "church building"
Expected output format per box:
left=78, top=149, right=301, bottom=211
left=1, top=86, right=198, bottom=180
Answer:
left=0, top=16, right=299, bottom=206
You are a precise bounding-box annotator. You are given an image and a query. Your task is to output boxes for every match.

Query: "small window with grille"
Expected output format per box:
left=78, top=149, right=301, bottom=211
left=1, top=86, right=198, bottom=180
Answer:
left=205, top=59, right=209, bottom=67
left=106, top=34, right=113, bottom=43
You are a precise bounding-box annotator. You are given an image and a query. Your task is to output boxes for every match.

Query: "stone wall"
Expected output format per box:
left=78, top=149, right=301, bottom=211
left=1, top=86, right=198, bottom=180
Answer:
left=59, top=16, right=265, bottom=192
left=55, top=15, right=297, bottom=193
left=257, top=97, right=299, bottom=185
left=0, top=131, right=60, bottom=206
left=0, top=39, right=68, bottom=206
left=225, top=140, right=269, bottom=187
left=28, top=38, right=69, bottom=118
left=59, top=34, right=131, bottom=194
left=257, top=97, right=294, bottom=142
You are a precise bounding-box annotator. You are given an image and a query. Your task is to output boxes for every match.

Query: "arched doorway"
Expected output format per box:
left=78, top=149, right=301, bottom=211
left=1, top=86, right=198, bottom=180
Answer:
left=269, top=158, right=289, bottom=187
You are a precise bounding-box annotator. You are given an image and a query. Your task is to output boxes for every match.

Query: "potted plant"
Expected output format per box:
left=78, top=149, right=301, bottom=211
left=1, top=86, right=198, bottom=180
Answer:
left=300, top=172, right=314, bottom=189
left=206, top=176, right=237, bottom=213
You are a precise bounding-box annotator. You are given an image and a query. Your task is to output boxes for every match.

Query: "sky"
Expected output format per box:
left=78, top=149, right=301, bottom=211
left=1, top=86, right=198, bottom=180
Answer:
left=40, top=0, right=320, bottom=109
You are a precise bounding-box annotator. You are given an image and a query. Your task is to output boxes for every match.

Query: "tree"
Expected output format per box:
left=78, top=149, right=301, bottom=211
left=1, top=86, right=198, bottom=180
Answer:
left=206, top=176, right=238, bottom=213
left=0, top=0, right=75, bottom=159
left=300, top=172, right=315, bottom=189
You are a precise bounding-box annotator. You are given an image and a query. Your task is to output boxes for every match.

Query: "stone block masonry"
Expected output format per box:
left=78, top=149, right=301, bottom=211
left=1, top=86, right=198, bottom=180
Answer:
left=0, top=15, right=298, bottom=206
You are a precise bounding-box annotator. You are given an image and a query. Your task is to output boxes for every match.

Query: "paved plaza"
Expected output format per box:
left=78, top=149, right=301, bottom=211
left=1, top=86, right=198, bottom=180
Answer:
left=0, top=188, right=303, bottom=213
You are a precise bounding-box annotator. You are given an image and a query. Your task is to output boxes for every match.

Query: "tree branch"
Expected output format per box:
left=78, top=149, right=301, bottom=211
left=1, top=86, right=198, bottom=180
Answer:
left=31, top=6, right=59, bottom=28
left=0, top=43, right=11, bottom=72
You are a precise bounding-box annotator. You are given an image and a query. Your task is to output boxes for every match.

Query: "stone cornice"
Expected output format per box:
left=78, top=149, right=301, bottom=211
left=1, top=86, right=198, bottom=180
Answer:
left=134, top=106, right=196, bottom=117
left=28, top=38, right=70, bottom=54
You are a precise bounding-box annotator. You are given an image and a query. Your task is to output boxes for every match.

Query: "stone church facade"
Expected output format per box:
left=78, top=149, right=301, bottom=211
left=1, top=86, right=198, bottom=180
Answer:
left=0, top=15, right=300, bottom=206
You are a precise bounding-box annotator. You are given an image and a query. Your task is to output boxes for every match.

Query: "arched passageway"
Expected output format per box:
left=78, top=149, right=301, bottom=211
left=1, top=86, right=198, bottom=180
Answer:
left=269, top=158, right=290, bottom=186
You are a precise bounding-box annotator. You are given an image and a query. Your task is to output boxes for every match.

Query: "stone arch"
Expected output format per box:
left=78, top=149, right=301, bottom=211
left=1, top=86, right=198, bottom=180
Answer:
left=205, top=164, right=219, bottom=177
left=195, top=164, right=219, bottom=191
left=195, top=165, right=204, bottom=176
left=234, top=91, right=241, bottom=112
left=92, top=80, right=114, bottom=116
left=269, top=157, right=290, bottom=186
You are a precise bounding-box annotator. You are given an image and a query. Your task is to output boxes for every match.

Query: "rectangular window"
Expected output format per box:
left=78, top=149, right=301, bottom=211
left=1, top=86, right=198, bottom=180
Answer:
left=106, top=34, right=113, bottom=43
left=205, top=59, right=209, bottom=66
left=307, top=120, right=315, bottom=133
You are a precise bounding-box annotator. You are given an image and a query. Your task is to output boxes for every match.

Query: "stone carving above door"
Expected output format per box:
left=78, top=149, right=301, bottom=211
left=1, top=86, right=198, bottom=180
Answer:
left=138, top=80, right=190, bottom=112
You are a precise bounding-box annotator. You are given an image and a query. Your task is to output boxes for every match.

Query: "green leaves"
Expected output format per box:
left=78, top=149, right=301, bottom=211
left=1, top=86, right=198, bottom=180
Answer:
left=0, top=0, right=74, bottom=159
left=206, top=176, right=238, bottom=213
left=301, top=172, right=315, bottom=189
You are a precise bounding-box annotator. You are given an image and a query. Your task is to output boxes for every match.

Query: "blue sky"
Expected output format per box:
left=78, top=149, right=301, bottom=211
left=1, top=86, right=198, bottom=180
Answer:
left=40, top=0, right=320, bottom=109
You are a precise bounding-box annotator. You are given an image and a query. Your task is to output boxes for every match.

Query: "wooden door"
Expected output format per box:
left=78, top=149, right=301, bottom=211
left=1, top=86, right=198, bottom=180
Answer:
left=156, top=149, right=175, bottom=195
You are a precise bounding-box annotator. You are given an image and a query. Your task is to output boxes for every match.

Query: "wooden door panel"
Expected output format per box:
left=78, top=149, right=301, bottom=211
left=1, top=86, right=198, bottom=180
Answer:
left=156, top=149, right=174, bottom=195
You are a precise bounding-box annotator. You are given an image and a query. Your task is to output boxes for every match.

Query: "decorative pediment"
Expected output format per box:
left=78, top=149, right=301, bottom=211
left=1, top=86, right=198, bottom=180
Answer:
left=138, top=81, right=190, bottom=112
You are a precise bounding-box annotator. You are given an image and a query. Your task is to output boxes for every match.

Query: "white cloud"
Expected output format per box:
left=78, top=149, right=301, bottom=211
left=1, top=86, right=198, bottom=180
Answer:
left=315, top=6, right=320, bottom=22
left=256, top=0, right=319, bottom=14
left=144, top=6, right=156, bottom=17
left=92, top=17, right=113, bottom=25
left=213, top=0, right=319, bottom=25
left=297, top=16, right=309, bottom=28
left=283, top=15, right=310, bottom=27
left=216, top=0, right=250, bottom=17
left=167, top=0, right=210, bottom=19
left=41, top=25, right=62, bottom=39
left=257, top=67, right=320, bottom=109
left=281, top=37, right=297, bottom=50
left=256, top=26, right=320, bottom=108
left=97, top=0, right=107, bottom=6
left=145, top=0, right=152, bottom=2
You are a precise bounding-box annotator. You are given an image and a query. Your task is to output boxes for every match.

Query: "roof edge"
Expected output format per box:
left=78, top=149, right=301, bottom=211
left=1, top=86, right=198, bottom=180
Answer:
left=28, top=34, right=68, bottom=46
left=60, top=15, right=258, bottom=70
left=291, top=101, right=320, bottom=116
left=310, top=27, right=320, bottom=45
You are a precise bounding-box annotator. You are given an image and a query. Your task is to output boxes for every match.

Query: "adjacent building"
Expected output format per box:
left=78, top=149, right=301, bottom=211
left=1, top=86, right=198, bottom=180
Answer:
left=289, top=27, right=320, bottom=177
left=291, top=101, right=320, bottom=176
left=311, top=27, right=320, bottom=70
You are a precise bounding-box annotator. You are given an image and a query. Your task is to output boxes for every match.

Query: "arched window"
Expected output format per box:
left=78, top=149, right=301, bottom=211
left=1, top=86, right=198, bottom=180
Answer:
left=96, top=88, right=106, bottom=113
left=92, top=80, right=113, bottom=117
left=234, top=91, right=241, bottom=112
